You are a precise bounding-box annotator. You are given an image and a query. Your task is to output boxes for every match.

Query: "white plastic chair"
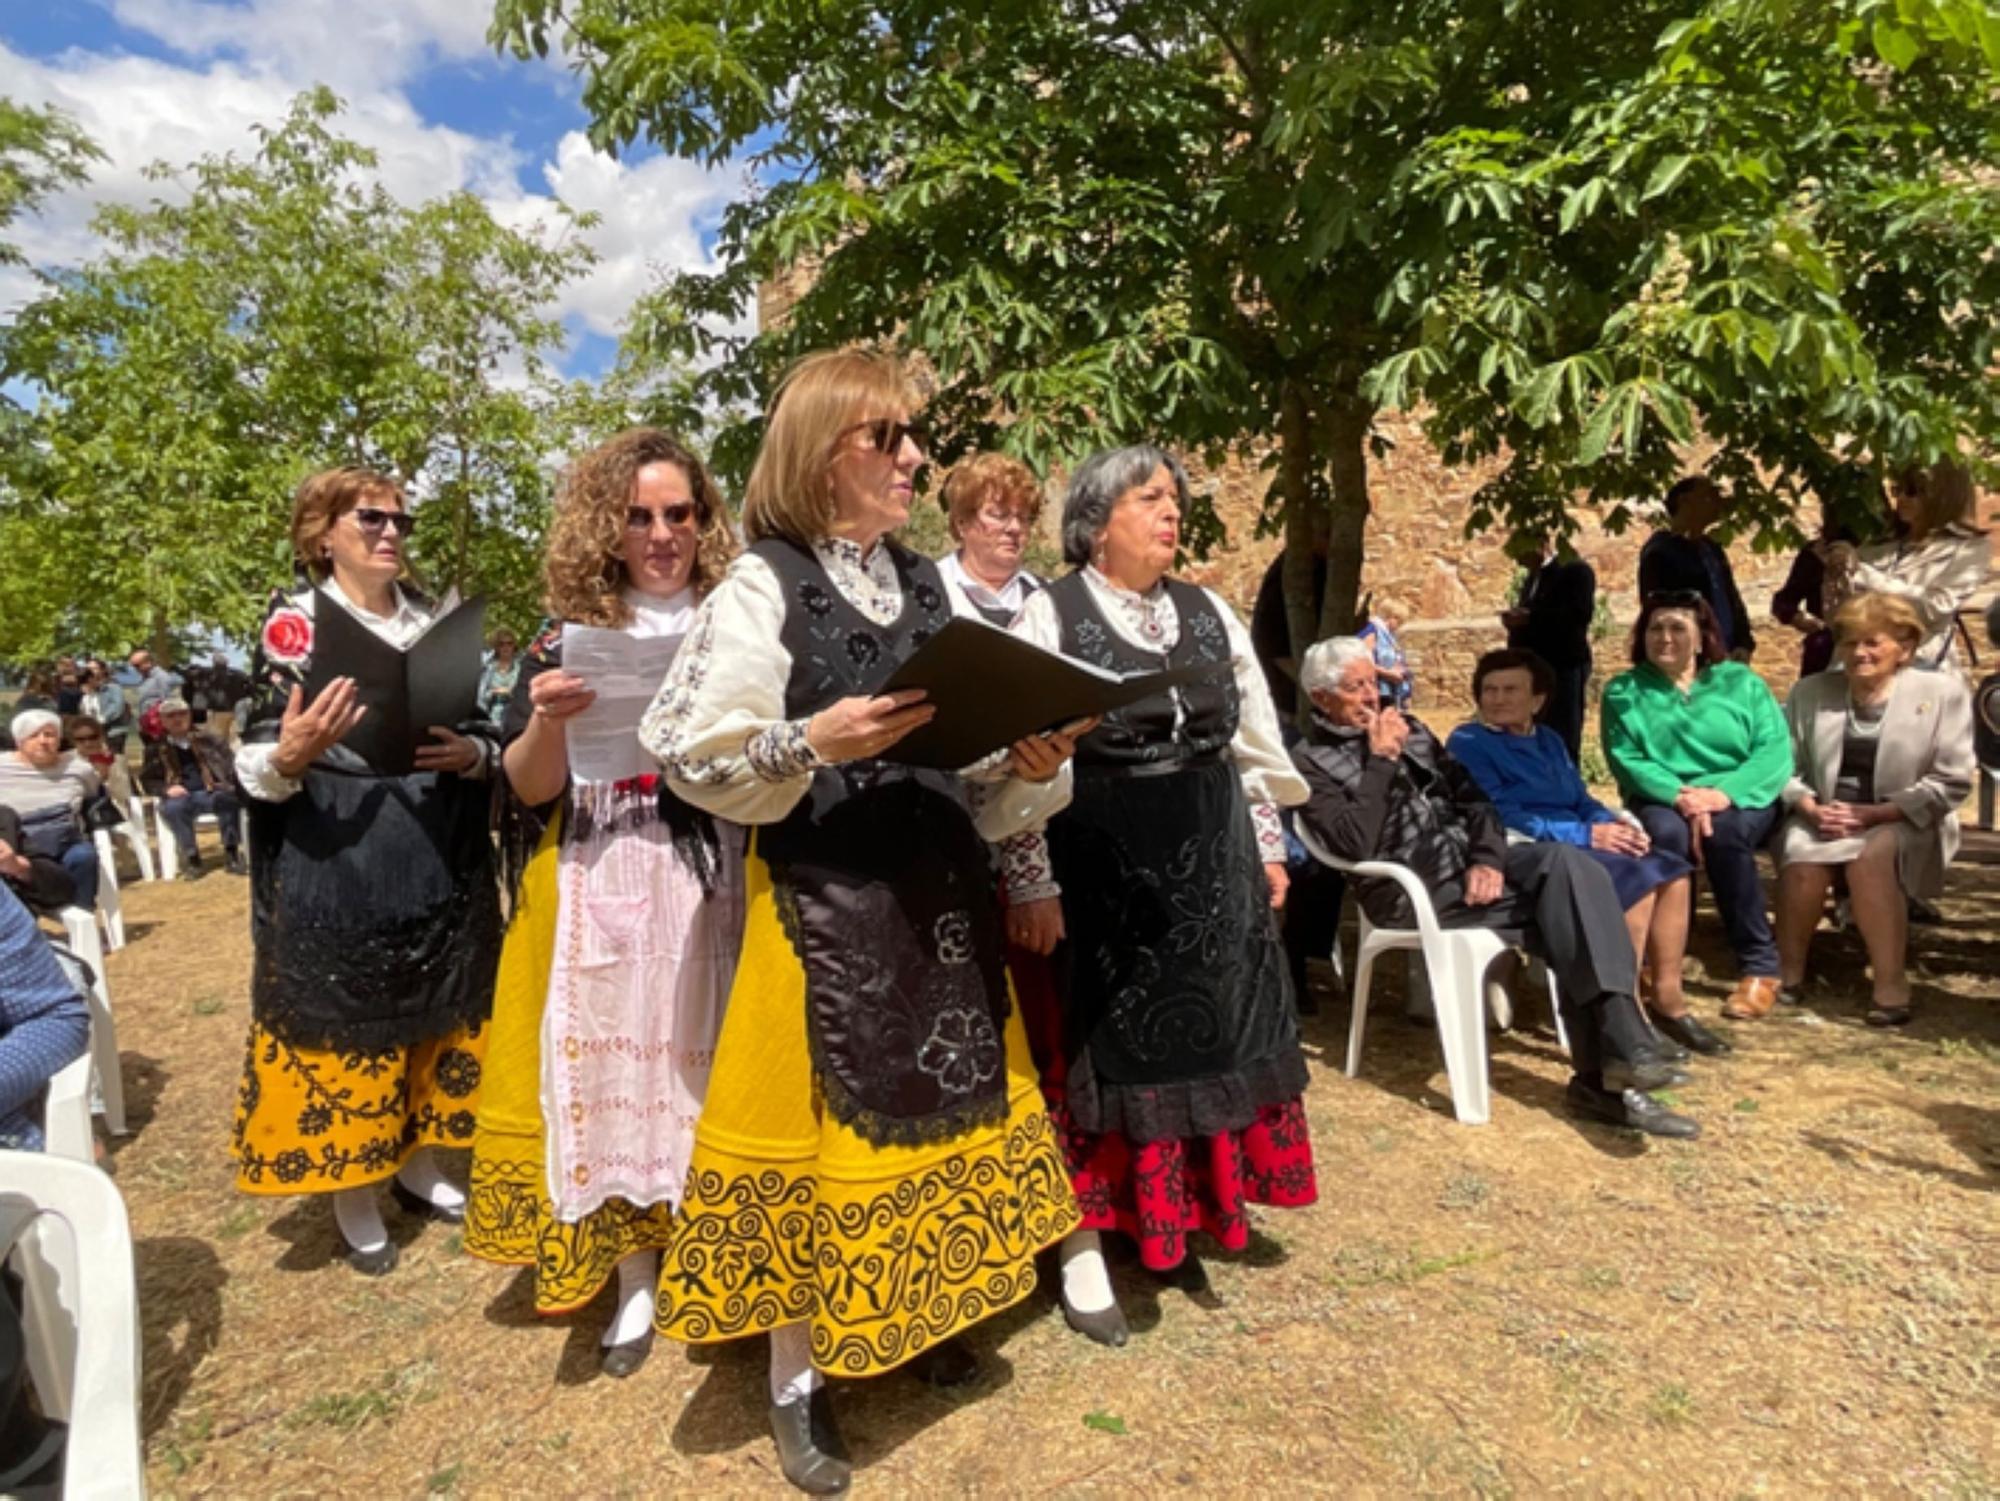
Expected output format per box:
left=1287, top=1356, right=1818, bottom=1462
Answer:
left=1298, top=825, right=1563, bottom=1126
left=85, top=832, right=128, bottom=951
left=41, top=1054, right=96, bottom=1165
left=0, top=1151, right=147, bottom=1498
left=55, top=911, right=127, bottom=1137
left=98, top=802, right=157, bottom=886
left=142, top=795, right=246, bottom=880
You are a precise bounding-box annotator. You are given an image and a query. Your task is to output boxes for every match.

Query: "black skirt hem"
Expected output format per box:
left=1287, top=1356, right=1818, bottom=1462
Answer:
left=1064, top=1047, right=1310, bottom=1143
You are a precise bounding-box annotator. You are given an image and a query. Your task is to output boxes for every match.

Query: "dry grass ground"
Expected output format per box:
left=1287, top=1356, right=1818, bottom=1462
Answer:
left=82, top=828, right=2000, bottom=1499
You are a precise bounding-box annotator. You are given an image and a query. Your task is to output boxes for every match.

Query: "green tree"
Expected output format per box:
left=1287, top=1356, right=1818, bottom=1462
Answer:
left=0, top=99, right=99, bottom=267
left=496, top=0, right=2000, bottom=712
left=0, top=90, right=601, bottom=660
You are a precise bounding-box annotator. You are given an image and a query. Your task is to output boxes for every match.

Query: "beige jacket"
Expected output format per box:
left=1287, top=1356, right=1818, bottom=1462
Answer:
left=1849, top=528, right=1992, bottom=667
left=1780, top=667, right=1974, bottom=897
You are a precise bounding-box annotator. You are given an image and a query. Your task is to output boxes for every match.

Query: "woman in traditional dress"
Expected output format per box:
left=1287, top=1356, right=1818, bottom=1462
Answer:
left=935, top=451, right=1047, bottom=624
left=639, top=347, right=1083, bottom=1495
left=465, top=429, right=745, bottom=1377
left=1004, top=445, right=1318, bottom=1348
left=231, top=467, right=500, bottom=1275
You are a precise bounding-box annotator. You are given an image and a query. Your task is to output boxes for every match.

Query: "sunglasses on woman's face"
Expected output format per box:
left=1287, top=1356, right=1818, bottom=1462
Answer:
left=842, top=417, right=929, bottom=457
left=626, top=503, right=698, bottom=531
left=351, top=507, right=418, bottom=538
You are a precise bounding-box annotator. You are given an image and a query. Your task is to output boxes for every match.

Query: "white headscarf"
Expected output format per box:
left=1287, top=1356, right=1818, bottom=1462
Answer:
left=10, top=708, right=60, bottom=746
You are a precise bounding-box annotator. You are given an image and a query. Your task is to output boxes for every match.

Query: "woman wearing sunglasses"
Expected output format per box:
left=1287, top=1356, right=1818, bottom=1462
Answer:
left=640, top=348, right=1083, bottom=1494
left=1601, top=591, right=1792, bottom=1022
left=465, top=429, right=746, bottom=1379
left=229, top=467, right=501, bottom=1275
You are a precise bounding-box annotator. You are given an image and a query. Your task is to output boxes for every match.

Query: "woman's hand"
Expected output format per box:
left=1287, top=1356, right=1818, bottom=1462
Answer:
left=1590, top=821, right=1651, bottom=857
left=529, top=670, right=597, bottom=723
left=1007, top=896, right=1065, bottom=955
left=1674, top=785, right=1731, bottom=819
left=1265, top=861, right=1290, bottom=910
left=1005, top=717, right=1098, bottom=783
left=806, top=690, right=934, bottom=764
left=0, top=839, right=28, bottom=882
left=272, top=677, right=367, bottom=779
left=415, top=726, right=483, bottom=776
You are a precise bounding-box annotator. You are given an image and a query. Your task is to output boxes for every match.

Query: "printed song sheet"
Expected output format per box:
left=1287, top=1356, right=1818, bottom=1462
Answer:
left=560, top=624, right=684, bottom=783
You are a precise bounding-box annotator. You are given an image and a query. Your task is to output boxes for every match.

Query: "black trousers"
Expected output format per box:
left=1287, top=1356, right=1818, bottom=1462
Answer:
left=1431, top=842, right=1637, bottom=1079
left=1538, top=663, right=1591, bottom=763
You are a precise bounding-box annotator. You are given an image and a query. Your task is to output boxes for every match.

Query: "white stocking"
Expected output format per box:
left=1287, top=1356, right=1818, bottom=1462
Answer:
left=1059, top=1228, right=1116, bottom=1314
left=395, top=1146, right=467, bottom=1213
left=332, top=1184, right=388, bottom=1254
left=768, top=1321, right=822, bottom=1407
left=603, top=1251, right=659, bottom=1348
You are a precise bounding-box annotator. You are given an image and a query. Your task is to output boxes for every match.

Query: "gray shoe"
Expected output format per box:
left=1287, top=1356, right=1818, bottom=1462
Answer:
left=769, top=1389, right=851, bottom=1495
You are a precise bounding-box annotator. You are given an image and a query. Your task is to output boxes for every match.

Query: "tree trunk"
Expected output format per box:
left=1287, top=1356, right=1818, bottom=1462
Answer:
left=1319, top=392, right=1372, bottom=643
left=150, top=605, right=173, bottom=668
left=1277, top=382, right=1321, bottom=726
left=452, top=444, right=473, bottom=596
left=1277, top=383, right=1373, bottom=725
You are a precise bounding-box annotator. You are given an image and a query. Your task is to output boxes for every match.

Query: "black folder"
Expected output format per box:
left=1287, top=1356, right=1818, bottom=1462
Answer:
left=876, top=616, right=1215, bottom=769
left=301, top=591, right=486, bottom=775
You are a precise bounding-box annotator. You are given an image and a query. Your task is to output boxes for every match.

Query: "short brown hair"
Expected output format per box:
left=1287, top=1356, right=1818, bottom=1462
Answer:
left=1471, top=648, right=1554, bottom=699
left=742, top=348, right=920, bottom=546
left=941, top=452, right=1043, bottom=542
left=544, top=429, right=738, bottom=628
left=290, top=467, right=406, bottom=582
left=1632, top=592, right=1729, bottom=669
left=1831, top=592, right=1924, bottom=654
left=1891, top=458, right=1984, bottom=535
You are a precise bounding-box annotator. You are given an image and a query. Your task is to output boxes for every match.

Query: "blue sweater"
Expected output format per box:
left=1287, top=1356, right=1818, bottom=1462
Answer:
left=0, top=886, right=90, bottom=1151
left=1445, top=720, right=1617, bottom=847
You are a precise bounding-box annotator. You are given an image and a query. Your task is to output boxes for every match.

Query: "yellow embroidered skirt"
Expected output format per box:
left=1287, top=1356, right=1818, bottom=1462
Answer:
left=463, top=817, right=675, bottom=1313
left=231, top=1018, right=485, bottom=1195
left=654, top=844, right=1080, bottom=1377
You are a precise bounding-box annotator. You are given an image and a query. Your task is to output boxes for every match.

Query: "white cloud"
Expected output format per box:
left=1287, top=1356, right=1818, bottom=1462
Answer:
left=0, top=18, right=748, bottom=363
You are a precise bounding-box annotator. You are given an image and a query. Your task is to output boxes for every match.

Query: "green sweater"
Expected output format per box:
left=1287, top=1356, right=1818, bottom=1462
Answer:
left=1599, top=660, right=1792, bottom=809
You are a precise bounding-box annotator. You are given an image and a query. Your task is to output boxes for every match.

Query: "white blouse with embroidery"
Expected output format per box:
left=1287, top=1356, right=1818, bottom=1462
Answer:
left=235, top=583, right=494, bottom=803
left=637, top=538, right=1071, bottom=841
left=999, top=567, right=1307, bottom=903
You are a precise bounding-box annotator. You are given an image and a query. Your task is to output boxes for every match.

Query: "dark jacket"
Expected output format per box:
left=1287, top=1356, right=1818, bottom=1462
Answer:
left=140, top=733, right=234, bottom=798
left=0, top=804, right=77, bottom=916
left=1291, top=713, right=1507, bottom=928
left=1509, top=557, right=1596, bottom=669
left=1638, top=530, right=1755, bottom=655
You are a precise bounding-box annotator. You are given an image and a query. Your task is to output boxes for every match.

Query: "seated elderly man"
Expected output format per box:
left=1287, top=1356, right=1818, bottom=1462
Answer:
left=1291, top=635, right=1699, bottom=1139
left=140, top=695, right=244, bottom=878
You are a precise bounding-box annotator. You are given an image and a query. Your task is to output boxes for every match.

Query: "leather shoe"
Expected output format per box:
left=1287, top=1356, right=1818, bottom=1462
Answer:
left=1153, top=1253, right=1210, bottom=1295
left=769, top=1389, right=851, bottom=1495
left=1646, top=1028, right=1691, bottom=1063
left=601, top=1329, right=654, bottom=1378
left=907, top=1337, right=979, bottom=1388
left=345, top=1240, right=399, bottom=1277
left=1652, top=1010, right=1733, bottom=1057
left=1565, top=1079, right=1701, bottom=1140
left=1061, top=1297, right=1130, bottom=1348
left=390, top=1179, right=465, bottom=1226
left=224, top=848, right=247, bottom=876
left=1721, top=976, right=1782, bottom=1020
left=1601, top=1054, right=1688, bottom=1093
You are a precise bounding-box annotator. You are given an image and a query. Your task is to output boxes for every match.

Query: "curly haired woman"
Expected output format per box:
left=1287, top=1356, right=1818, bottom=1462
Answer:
left=464, top=428, right=746, bottom=1377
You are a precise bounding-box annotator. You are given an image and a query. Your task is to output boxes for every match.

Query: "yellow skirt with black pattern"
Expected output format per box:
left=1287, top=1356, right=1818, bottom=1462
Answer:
left=462, top=816, right=676, bottom=1314
left=653, top=841, right=1080, bottom=1378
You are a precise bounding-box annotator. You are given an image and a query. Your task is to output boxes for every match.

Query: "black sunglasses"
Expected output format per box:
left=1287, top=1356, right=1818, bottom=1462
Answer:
left=351, top=507, right=418, bottom=538
left=626, top=503, right=699, bottom=531
left=841, top=417, right=929, bottom=457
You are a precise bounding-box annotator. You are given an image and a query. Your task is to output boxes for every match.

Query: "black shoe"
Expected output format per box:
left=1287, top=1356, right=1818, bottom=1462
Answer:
left=1652, top=1011, right=1733, bottom=1057
left=1153, top=1253, right=1210, bottom=1295
left=601, top=1329, right=654, bottom=1378
left=1601, top=1054, right=1691, bottom=1093
left=769, top=1389, right=851, bottom=1495
left=176, top=854, right=203, bottom=882
left=1061, top=1297, right=1131, bottom=1348
left=345, top=1240, right=400, bottom=1277
left=390, top=1179, right=466, bottom=1226
left=1565, top=1079, right=1701, bottom=1140
left=907, top=1336, right=980, bottom=1387
left=224, top=848, right=247, bottom=876
left=1646, top=1028, right=1692, bottom=1063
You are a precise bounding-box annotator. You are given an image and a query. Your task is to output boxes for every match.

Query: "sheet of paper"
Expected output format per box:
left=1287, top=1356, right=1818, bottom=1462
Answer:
left=560, top=624, right=686, bottom=783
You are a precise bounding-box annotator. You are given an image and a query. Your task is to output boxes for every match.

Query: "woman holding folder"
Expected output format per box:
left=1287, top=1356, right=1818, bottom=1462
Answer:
left=231, top=467, right=500, bottom=1275
left=464, top=429, right=746, bottom=1378
left=1004, top=444, right=1318, bottom=1345
left=639, top=347, right=1083, bottom=1494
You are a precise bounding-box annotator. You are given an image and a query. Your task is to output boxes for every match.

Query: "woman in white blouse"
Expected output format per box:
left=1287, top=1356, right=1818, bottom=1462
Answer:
left=1003, top=445, right=1317, bottom=1348
left=1827, top=458, right=1991, bottom=667
left=230, top=468, right=499, bottom=1276
left=638, top=348, right=1084, bottom=1496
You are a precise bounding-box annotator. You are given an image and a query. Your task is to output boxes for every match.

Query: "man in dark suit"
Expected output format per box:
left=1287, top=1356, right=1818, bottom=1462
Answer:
left=1638, top=475, right=1756, bottom=661
left=1501, top=530, right=1597, bottom=760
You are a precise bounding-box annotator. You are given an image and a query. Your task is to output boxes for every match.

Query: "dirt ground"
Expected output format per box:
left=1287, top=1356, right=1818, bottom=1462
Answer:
left=75, top=826, right=2000, bottom=1499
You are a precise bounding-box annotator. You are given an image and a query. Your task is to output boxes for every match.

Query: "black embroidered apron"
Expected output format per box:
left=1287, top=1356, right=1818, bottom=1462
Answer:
left=753, top=538, right=1013, bottom=1149
left=1044, top=572, right=1305, bottom=1142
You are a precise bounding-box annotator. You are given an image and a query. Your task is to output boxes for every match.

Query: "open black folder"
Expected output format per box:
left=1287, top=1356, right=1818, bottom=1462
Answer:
left=301, top=591, right=486, bottom=775
left=875, top=616, right=1214, bottom=769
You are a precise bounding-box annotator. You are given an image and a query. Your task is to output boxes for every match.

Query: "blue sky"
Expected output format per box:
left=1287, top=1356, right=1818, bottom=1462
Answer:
left=1, top=2, right=748, bottom=379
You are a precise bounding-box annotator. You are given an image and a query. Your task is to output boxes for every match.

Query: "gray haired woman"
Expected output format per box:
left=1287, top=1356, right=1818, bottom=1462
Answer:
left=1000, top=444, right=1318, bottom=1346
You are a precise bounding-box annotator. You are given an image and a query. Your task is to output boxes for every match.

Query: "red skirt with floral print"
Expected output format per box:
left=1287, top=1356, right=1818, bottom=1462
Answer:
left=1011, top=947, right=1317, bottom=1271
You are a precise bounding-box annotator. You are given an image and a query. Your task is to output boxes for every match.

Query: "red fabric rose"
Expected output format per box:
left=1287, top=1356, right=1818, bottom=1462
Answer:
left=261, top=607, right=314, bottom=665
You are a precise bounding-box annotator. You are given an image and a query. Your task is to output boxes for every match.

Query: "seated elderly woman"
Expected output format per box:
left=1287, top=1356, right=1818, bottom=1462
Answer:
left=1446, top=650, right=1722, bottom=1057
left=1292, top=636, right=1698, bottom=1138
left=1775, top=594, right=1974, bottom=1027
left=1601, top=593, right=1792, bottom=1022
left=0, top=710, right=102, bottom=911
left=936, top=450, right=1047, bottom=624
